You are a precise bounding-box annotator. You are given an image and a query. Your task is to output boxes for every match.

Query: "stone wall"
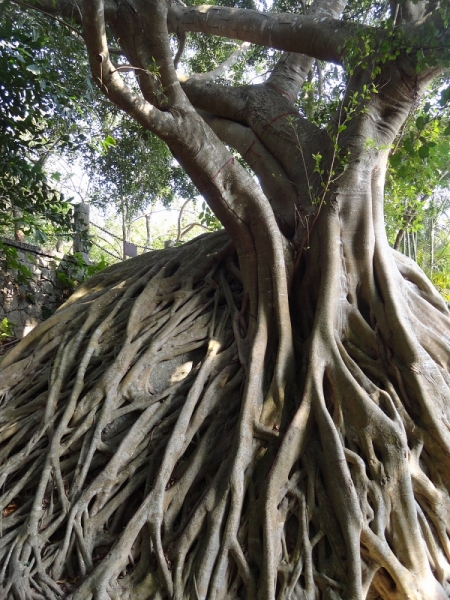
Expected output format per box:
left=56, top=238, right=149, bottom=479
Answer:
left=0, top=237, right=66, bottom=338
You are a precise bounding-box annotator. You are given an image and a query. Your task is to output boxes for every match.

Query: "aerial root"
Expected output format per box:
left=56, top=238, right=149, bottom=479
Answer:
left=258, top=317, right=450, bottom=599
left=254, top=219, right=450, bottom=599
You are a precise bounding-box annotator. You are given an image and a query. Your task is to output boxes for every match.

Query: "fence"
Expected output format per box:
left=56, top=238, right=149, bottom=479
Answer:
left=0, top=204, right=144, bottom=338
left=0, top=203, right=171, bottom=338
left=75, top=203, right=143, bottom=260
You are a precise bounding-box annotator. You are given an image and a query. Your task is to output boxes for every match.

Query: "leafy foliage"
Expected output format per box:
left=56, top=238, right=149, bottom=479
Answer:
left=385, top=83, right=450, bottom=243
left=0, top=4, right=74, bottom=240
left=0, top=240, right=33, bottom=284
left=0, top=317, right=15, bottom=340
left=56, top=252, right=110, bottom=291
left=86, top=116, right=197, bottom=230
left=198, top=201, right=223, bottom=231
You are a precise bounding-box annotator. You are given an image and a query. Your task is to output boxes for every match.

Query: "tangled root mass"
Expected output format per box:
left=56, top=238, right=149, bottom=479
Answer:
left=1, top=228, right=450, bottom=600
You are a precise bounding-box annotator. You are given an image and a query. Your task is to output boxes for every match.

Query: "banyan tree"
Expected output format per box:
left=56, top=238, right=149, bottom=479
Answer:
left=1, top=0, right=450, bottom=598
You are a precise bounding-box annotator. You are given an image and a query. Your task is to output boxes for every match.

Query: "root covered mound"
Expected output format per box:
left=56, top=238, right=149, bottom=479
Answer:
left=1, top=228, right=450, bottom=600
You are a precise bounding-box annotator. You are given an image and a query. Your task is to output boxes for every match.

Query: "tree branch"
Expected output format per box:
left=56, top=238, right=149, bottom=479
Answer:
left=168, top=5, right=361, bottom=64
left=12, top=0, right=117, bottom=22
left=177, top=198, right=192, bottom=242
left=11, top=0, right=83, bottom=35
left=174, top=32, right=186, bottom=69
left=265, top=53, right=314, bottom=104
left=181, top=80, right=249, bottom=123
left=265, top=0, right=347, bottom=100
left=199, top=111, right=299, bottom=234
left=80, top=0, right=173, bottom=138
left=389, top=0, right=434, bottom=26
left=114, top=0, right=187, bottom=109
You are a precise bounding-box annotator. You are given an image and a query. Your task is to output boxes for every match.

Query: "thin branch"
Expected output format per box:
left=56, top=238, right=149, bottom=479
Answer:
left=180, top=222, right=210, bottom=239
left=177, top=199, right=192, bottom=242
left=110, top=65, right=149, bottom=75
left=173, top=32, right=186, bottom=70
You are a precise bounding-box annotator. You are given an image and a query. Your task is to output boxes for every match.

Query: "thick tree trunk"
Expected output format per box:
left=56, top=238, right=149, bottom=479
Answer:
left=2, top=134, right=450, bottom=599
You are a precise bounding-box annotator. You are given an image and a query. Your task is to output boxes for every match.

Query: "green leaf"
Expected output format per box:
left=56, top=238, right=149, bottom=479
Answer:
left=101, top=135, right=117, bottom=152
left=440, top=85, right=450, bottom=107
left=25, top=63, right=41, bottom=75
left=34, top=228, right=47, bottom=244
left=389, top=154, right=402, bottom=168
left=397, top=165, right=409, bottom=178
left=0, top=317, right=15, bottom=340
left=416, top=116, right=426, bottom=131
left=418, top=145, right=430, bottom=159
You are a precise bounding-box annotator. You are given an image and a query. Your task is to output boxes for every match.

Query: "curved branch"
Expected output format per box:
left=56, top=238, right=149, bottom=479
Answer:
left=265, top=53, right=315, bottom=103
left=179, top=222, right=210, bottom=239
left=12, top=0, right=117, bottom=22
left=112, top=0, right=188, bottom=109
left=173, top=31, right=186, bottom=69
left=182, top=79, right=249, bottom=122
left=177, top=198, right=192, bottom=241
left=80, top=0, right=173, bottom=138
left=266, top=0, right=347, bottom=100
left=199, top=111, right=298, bottom=234
left=183, top=79, right=331, bottom=216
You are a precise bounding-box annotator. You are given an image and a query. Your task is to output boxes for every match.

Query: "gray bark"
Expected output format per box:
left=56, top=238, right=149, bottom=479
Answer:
left=1, top=1, right=450, bottom=599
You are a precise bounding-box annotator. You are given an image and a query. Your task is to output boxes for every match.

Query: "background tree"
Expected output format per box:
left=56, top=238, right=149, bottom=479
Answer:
left=1, top=1, right=450, bottom=600
left=0, top=4, right=75, bottom=243
left=384, top=83, right=450, bottom=297
left=87, top=116, right=197, bottom=252
left=0, top=2, right=198, bottom=258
